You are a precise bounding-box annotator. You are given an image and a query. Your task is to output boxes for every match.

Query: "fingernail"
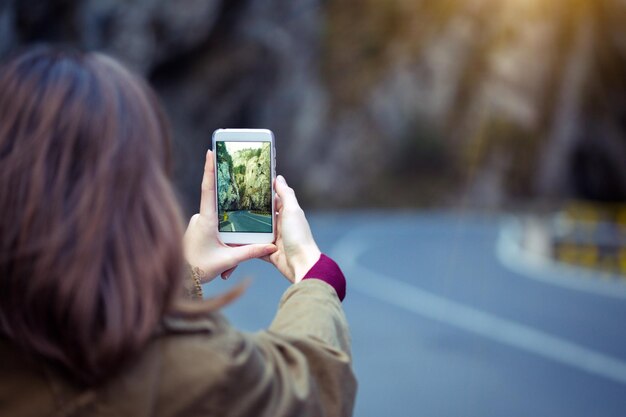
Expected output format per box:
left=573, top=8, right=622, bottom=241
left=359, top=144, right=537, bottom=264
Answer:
left=277, top=175, right=286, bottom=184
left=222, top=271, right=231, bottom=280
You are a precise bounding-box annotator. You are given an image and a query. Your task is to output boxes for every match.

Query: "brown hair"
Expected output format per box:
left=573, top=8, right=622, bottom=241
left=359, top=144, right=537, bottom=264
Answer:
left=0, top=46, right=197, bottom=385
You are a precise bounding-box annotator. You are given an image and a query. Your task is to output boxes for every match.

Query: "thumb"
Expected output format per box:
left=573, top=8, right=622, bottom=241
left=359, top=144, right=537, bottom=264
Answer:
left=274, top=175, right=300, bottom=210
left=229, top=244, right=277, bottom=264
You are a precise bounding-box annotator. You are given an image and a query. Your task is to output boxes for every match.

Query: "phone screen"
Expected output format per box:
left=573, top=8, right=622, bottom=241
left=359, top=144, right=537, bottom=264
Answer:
left=215, top=141, right=272, bottom=233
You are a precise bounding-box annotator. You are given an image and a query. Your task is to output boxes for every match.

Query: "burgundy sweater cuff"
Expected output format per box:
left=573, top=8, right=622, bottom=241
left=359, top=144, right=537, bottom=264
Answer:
left=301, top=254, right=346, bottom=301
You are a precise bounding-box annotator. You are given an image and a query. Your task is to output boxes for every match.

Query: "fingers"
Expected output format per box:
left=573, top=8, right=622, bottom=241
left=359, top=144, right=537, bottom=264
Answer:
left=200, top=149, right=217, bottom=217
left=188, top=213, right=200, bottom=226
left=260, top=252, right=281, bottom=267
left=229, top=244, right=277, bottom=265
left=274, top=193, right=283, bottom=234
left=274, top=175, right=300, bottom=211
left=274, top=193, right=283, bottom=213
left=221, top=266, right=237, bottom=280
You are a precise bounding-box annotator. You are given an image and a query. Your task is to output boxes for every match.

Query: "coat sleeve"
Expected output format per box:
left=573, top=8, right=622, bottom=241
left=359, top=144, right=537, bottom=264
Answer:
left=214, top=279, right=357, bottom=417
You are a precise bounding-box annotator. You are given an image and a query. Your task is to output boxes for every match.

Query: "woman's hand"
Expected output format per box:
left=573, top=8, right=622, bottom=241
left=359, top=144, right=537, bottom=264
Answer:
left=184, top=150, right=277, bottom=283
left=264, top=175, right=321, bottom=283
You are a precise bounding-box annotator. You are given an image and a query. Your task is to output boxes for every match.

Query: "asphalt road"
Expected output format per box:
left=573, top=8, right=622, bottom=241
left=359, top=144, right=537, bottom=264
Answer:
left=220, top=210, right=272, bottom=233
left=203, top=212, right=626, bottom=417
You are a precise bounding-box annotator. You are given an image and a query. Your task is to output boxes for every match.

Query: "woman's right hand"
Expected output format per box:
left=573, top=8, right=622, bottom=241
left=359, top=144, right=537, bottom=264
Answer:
left=265, top=175, right=321, bottom=283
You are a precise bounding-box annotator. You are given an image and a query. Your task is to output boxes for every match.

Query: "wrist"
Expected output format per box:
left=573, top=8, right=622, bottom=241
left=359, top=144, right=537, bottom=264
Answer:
left=292, top=247, right=322, bottom=283
left=301, top=254, right=346, bottom=301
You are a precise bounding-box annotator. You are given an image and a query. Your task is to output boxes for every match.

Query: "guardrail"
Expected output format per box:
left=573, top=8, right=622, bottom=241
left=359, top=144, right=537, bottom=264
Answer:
left=551, top=201, right=626, bottom=276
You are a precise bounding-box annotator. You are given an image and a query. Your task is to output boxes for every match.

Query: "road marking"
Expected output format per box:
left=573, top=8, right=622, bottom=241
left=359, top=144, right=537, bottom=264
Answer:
left=331, top=230, right=626, bottom=386
left=227, top=213, right=236, bottom=232
left=497, top=218, right=626, bottom=300
left=219, top=221, right=235, bottom=232
left=242, top=212, right=272, bottom=226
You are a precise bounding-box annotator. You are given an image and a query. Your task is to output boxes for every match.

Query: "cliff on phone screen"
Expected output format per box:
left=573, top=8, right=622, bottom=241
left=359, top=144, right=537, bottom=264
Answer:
left=216, top=141, right=272, bottom=233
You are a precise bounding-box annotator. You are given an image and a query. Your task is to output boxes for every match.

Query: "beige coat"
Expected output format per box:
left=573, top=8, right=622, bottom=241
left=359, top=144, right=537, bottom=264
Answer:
left=0, top=279, right=357, bottom=416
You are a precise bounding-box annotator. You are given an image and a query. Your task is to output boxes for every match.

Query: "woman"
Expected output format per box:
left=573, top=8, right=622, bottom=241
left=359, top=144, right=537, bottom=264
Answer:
left=0, top=46, right=356, bottom=417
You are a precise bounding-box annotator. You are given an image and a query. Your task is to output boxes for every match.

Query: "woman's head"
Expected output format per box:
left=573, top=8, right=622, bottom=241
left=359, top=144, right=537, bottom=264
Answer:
left=0, top=46, right=185, bottom=384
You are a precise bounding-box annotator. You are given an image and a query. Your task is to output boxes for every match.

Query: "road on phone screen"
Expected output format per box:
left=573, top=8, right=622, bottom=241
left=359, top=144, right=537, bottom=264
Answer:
left=203, top=212, right=626, bottom=417
left=220, top=210, right=272, bottom=233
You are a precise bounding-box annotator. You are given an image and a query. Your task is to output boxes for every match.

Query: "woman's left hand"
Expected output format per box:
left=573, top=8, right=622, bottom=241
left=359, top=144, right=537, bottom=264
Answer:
left=184, top=150, right=277, bottom=283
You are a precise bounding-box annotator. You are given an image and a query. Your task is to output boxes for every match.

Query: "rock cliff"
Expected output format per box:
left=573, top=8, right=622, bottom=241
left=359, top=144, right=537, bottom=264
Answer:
left=216, top=142, right=239, bottom=212
left=231, top=144, right=271, bottom=212
left=1, top=0, right=624, bottom=210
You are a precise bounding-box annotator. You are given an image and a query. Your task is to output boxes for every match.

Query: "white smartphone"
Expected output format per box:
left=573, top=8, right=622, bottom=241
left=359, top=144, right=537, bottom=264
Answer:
left=212, top=128, right=276, bottom=244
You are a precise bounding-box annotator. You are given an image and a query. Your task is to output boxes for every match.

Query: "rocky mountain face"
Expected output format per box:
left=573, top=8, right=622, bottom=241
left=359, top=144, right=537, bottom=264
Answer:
left=216, top=143, right=240, bottom=212
left=231, top=145, right=271, bottom=212
left=216, top=143, right=271, bottom=213
left=322, top=0, right=626, bottom=207
left=1, top=0, right=624, bottom=211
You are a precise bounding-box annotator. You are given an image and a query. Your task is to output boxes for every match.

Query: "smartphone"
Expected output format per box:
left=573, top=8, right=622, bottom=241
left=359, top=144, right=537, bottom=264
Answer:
left=212, top=128, right=276, bottom=244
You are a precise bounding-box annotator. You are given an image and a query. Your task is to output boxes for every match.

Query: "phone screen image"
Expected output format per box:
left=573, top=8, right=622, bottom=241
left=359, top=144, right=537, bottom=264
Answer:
left=216, top=141, right=272, bottom=233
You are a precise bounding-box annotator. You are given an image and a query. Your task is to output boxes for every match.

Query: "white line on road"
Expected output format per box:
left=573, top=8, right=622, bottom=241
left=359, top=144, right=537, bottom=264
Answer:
left=331, top=231, right=626, bottom=386
left=219, top=221, right=235, bottom=232
left=242, top=212, right=272, bottom=226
